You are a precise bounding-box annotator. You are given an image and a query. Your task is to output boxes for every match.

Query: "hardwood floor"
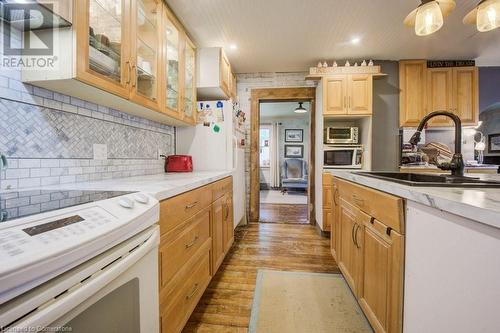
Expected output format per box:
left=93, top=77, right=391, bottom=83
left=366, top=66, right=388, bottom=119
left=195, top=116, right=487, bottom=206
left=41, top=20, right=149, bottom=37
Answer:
left=259, top=203, right=308, bottom=224
left=183, top=223, right=339, bottom=333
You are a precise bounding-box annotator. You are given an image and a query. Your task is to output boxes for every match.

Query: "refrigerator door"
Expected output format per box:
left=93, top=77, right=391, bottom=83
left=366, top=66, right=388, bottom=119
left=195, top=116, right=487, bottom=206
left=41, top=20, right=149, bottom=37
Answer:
left=176, top=101, right=233, bottom=171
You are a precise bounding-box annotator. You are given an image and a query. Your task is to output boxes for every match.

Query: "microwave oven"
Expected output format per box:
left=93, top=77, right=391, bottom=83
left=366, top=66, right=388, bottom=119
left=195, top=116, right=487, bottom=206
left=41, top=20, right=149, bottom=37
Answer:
left=324, top=127, right=359, bottom=144
left=324, top=145, right=363, bottom=169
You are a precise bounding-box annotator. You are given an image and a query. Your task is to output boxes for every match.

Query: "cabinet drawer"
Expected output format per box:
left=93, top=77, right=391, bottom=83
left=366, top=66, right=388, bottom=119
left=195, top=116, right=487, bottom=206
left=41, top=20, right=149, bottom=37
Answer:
left=212, top=176, right=233, bottom=201
left=159, top=185, right=212, bottom=235
left=160, top=250, right=211, bottom=333
left=337, top=178, right=404, bottom=234
left=159, top=208, right=211, bottom=288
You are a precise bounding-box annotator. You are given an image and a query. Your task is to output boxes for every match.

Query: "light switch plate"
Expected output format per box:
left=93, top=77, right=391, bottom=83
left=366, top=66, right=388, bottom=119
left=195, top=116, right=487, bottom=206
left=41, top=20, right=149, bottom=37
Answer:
left=93, top=144, right=107, bottom=160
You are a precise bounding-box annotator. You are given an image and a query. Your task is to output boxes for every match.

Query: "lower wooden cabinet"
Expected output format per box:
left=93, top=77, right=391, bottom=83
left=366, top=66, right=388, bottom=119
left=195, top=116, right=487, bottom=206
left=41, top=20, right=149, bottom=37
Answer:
left=333, top=177, right=404, bottom=333
left=158, top=176, right=234, bottom=333
left=337, top=198, right=362, bottom=296
left=223, top=192, right=234, bottom=253
left=358, top=217, right=404, bottom=333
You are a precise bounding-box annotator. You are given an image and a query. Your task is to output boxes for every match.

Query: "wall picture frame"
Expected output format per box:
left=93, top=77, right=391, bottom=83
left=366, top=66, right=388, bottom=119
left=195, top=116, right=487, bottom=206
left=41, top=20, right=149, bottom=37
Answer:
left=285, top=129, right=303, bottom=143
left=285, top=145, right=304, bottom=158
left=488, top=133, right=500, bottom=153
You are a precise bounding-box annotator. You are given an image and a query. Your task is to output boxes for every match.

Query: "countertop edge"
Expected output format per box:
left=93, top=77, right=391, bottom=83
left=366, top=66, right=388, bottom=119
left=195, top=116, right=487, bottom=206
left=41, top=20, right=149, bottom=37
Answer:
left=325, top=170, right=500, bottom=230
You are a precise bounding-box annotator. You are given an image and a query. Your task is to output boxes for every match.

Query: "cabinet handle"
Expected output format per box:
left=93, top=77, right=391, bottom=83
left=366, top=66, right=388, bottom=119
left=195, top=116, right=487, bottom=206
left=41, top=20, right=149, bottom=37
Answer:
left=333, top=188, right=339, bottom=205
left=225, top=203, right=229, bottom=220
left=351, top=223, right=357, bottom=246
left=354, top=224, right=361, bottom=249
left=126, top=61, right=132, bottom=85
left=344, top=96, right=347, bottom=109
left=132, top=64, right=137, bottom=88
left=185, top=235, right=199, bottom=249
left=186, top=283, right=199, bottom=300
left=185, top=201, right=198, bottom=209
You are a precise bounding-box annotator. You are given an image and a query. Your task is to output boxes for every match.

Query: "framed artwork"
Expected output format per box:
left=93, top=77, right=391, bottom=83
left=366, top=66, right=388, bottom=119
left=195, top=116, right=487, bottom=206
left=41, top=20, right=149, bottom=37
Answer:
left=285, top=129, right=303, bottom=143
left=488, top=133, right=500, bottom=153
left=285, top=145, right=304, bottom=158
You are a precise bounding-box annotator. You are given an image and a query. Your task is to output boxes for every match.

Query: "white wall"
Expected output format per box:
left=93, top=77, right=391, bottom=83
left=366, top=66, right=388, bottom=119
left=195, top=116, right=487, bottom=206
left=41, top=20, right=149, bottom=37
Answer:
left=404, top=201, right=500, bottom=333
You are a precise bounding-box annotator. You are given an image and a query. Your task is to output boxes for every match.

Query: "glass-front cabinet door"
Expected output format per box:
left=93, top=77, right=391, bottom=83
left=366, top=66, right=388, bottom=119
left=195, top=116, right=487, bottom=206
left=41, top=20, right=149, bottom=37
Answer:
left=183, top=36, right=196, bottom=124
left=130, top=0, right=161, bottom=109
left=76, top=0, right=131, bottom=98
left=162, top=9, right=181, bottom=118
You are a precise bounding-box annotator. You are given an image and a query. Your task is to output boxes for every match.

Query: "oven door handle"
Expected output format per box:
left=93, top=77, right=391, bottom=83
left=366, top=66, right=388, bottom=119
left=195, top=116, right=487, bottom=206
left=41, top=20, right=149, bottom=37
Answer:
left=7, top=227, right=160, bottom=331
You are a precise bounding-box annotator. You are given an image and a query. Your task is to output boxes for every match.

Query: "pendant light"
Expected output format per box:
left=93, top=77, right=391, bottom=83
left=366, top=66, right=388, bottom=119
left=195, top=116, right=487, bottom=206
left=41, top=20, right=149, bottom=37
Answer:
left=464, top=0, right=500, bottom=32
left=404, top=0, right=456, bottom=36
left=294, top=102, right=307, bottom=114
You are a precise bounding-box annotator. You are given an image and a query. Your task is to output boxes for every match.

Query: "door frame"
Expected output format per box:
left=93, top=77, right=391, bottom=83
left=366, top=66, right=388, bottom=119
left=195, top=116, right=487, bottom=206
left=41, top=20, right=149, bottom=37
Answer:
left=249, top=87, right=316, bottom=223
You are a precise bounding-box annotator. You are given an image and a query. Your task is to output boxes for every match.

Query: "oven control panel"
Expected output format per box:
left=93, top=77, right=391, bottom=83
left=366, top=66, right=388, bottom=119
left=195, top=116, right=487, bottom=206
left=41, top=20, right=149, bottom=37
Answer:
left=0, top=207, right=117, bottom=260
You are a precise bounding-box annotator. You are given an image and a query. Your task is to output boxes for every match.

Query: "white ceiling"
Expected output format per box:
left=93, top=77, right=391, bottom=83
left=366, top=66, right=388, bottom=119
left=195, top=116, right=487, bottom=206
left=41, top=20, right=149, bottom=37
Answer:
left=260, top=102, right=310, bottom=120
left=166, top=0, right=500, bottom=73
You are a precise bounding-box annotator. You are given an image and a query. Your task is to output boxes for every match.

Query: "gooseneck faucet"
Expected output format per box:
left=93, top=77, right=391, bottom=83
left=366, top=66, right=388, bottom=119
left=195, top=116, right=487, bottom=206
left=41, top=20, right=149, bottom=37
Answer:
left=409, top=110, right=465, bottom=177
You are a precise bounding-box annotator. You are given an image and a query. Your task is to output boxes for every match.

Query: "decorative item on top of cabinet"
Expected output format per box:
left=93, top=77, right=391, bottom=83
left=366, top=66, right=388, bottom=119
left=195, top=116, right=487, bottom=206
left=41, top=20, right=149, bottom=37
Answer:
left=196, top=47, right=236, bottom=100
left=22, top=0, right=196, bottom=127
left=335, top=177, right=405, bottom=333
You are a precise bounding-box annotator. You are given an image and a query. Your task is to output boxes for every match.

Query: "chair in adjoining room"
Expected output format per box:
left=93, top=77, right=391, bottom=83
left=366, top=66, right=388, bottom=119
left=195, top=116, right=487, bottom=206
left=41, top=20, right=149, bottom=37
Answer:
left=281, top=158, right=308, bottom=194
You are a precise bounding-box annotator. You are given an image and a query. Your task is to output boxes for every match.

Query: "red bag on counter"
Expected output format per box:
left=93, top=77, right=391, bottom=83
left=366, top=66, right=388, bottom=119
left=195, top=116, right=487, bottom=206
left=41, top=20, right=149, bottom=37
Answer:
left=162, top=155, right=193, bottom=172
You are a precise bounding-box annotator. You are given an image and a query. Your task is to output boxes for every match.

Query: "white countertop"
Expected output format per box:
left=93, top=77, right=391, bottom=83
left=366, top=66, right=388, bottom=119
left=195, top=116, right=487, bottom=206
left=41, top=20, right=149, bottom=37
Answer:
left=36, top=170, right=234, bottom=201
left=325, top=170, right=500, bottom=229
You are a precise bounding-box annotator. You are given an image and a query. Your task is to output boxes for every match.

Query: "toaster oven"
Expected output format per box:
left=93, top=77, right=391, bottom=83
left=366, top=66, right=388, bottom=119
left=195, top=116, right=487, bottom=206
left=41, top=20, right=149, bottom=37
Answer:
left=324, top=127, right=359, bottom=144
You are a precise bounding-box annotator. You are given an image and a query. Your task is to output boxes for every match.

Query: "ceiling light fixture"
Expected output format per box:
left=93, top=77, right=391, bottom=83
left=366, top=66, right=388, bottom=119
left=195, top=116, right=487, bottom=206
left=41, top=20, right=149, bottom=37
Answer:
left=229, top=44, right=238, bottom=50
left=294, top=102, right=307, bottom=114
left=404, top=0, right=456, bottom=36
left=464, top=0, right=500, bottom=32
left=351, top=37, right=361, bottom=44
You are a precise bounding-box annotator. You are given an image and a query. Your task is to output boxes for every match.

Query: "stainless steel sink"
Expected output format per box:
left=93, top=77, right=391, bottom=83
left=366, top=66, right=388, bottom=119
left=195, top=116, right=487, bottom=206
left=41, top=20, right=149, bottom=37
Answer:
left=354, top=172, right=500, bottom=188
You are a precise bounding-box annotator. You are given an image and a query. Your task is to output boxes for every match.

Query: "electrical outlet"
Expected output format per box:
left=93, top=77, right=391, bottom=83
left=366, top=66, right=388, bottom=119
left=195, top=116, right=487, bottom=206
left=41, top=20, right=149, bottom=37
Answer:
left=93, top=144, right=108, bottom=160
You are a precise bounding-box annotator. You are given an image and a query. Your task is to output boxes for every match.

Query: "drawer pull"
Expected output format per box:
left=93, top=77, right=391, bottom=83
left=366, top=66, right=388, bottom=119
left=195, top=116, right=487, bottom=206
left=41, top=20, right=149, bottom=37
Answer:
left=351, top=223, right=357, bottom=246
left=185, top=201, right=199, bottom=209
left=333, top=188, right=339, bottom=205
left=354, top=224, right=361, bottom=249
left=225, top=203, right=229, bottom=220
left=386, top=227, right=392, bottom=236
left=185, top=236, right=199, bottom=249
left=186, top=283, right=199, bottom=300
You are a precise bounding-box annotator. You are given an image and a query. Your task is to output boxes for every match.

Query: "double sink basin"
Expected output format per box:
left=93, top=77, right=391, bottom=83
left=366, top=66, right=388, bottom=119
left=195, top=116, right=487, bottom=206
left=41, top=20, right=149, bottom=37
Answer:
left=355, top=172, right=500, bottom=188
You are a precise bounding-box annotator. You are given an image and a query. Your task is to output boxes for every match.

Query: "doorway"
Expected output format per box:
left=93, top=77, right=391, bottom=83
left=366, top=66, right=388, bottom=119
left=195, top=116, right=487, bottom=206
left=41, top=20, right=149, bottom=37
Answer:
left=249, top=87, right=316, bottom=224
left=259, top=102, right=310, bottom=223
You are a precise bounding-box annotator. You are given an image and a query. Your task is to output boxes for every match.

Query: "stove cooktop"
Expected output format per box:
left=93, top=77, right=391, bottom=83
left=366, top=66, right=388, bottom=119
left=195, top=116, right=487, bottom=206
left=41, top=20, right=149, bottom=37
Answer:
left=0, top=190, right=135, bottom=223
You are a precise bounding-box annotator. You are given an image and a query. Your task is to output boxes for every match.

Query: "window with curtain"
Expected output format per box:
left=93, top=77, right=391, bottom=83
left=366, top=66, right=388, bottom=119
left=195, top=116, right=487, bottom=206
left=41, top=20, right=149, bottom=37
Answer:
left=260, top=127, right=271, bottom=167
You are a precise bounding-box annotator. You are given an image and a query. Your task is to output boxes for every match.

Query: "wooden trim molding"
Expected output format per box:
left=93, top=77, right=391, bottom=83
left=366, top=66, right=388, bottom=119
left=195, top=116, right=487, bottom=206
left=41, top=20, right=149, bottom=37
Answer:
left=249, top=87, right=316, bottom=223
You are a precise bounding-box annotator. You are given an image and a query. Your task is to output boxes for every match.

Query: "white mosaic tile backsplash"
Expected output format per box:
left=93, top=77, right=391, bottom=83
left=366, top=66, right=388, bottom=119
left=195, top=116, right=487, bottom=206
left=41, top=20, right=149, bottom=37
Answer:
left=0, top=24, right=174, bottom=190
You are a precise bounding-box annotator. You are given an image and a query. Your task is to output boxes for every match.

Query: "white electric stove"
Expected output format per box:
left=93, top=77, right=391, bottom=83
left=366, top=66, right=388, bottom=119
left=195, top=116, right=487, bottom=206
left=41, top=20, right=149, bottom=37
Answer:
left=0, top=189, right=160, bottom=333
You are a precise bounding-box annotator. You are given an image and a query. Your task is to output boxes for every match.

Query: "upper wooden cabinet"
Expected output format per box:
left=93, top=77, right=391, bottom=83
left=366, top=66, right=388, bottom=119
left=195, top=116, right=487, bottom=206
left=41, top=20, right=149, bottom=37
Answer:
left=130, top=0, right=162, bottom=110
left=22, top=0, right=196, bottom=126
left=427, top=68, right=454, bottom=126
left=399, top=60, right=427, bottom=127
left=323, top=75, right=373, bottom=116
left=399, top=60, right=478, bottom=127
left=196, top=47, right=237, bottom=100
left=182, top=37, right=197, bottom=125
left=453, top=67, right=479, bottom=125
